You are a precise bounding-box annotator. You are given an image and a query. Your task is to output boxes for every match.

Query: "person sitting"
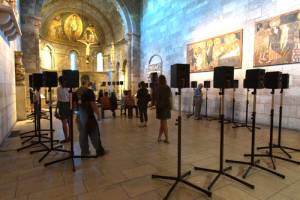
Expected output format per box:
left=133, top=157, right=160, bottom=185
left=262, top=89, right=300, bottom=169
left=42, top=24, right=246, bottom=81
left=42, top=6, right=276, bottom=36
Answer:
left=100, top=92, right=111, bottom=118
left=110, top=92, right=118, bottom=118
left=125, top=90, right=135, bottom=118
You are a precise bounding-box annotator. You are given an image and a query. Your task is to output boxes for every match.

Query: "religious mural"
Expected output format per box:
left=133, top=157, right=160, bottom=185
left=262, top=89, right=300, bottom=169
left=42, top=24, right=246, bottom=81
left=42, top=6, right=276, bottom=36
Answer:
left=63, top=14, right=83, bottom=41
left=254, top=10, right=300, bottom=67
left=187, top=30, right=243, bottom=73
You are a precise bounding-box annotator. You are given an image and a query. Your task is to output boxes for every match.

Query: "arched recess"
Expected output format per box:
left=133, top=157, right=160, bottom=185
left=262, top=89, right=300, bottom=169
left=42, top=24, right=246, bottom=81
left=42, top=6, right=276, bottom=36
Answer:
left=21, top=0, right=140, bottom=91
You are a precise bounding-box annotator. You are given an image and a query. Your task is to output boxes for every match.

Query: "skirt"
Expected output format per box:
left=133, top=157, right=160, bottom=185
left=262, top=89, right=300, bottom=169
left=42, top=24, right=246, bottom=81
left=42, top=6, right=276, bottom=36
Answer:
left=58, top=102, right=71, bottom=120
left=156, top=108, right=171, bottom=120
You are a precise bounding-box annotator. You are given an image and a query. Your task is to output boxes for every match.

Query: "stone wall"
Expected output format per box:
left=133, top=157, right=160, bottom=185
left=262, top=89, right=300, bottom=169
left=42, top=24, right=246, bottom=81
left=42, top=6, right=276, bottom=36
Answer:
left=141, top=0, right=300, bottom=130
left=0, top=32, right=21, bottom=144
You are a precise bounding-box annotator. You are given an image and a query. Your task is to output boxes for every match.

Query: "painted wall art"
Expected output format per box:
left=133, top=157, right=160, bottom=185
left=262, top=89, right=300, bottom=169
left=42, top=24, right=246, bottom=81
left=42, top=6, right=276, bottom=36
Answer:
left=254, top=10, right=300, bottom=67
left=187, top=30, right=243, bottom=73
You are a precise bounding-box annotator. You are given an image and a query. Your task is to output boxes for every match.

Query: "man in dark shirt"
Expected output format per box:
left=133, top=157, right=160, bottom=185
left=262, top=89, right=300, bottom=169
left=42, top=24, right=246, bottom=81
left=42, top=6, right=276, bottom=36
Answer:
left=77, top=75, right=106, bottom=156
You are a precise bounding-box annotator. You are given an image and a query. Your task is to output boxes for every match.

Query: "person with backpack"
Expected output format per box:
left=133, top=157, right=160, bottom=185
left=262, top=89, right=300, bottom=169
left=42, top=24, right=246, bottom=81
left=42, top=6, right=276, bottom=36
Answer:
left=137, top=81, right=151, bottom=127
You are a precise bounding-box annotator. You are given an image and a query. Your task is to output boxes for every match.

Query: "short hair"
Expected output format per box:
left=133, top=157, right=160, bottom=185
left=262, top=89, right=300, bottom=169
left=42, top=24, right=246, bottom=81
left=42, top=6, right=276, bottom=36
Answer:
left=58, top=76, right=64, bottom=85
left=158, top=75, right=167, bottom=86
left=81, top=75, right=90, bottom=86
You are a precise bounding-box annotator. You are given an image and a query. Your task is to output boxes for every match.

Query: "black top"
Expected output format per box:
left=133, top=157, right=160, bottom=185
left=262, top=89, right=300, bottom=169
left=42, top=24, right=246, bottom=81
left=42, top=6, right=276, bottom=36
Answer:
left=156, top=85, right=171, bottom=110
left=137, top=88, right=151, bottom=107
left=80, top=88, right=96, bottom=120
left=109, top=95, right=118, bottom=110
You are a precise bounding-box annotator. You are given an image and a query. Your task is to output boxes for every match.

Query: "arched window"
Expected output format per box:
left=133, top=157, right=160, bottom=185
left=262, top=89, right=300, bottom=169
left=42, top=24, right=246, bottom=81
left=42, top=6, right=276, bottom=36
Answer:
left=70, top=51, right=78, bottom=70
left=43, top=46, right=52, bottom=70
left=96, top=52, right=104, bottom=72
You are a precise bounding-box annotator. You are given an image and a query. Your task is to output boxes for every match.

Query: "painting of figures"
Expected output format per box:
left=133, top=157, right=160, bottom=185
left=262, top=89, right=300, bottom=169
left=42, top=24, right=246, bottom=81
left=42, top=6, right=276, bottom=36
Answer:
left=254, top=10, right=300, bottom=67
left=187, top=30, right=243, bottom=73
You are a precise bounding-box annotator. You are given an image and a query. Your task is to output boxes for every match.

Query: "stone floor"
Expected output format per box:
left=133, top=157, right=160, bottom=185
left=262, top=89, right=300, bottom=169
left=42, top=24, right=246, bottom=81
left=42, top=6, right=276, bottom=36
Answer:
left=1, top=110, right=300, bottom=200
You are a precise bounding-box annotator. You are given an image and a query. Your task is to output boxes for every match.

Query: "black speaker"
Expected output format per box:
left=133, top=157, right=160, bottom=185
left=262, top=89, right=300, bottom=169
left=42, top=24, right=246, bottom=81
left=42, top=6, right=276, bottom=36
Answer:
left=204, top=81, right=210, bottom=88
left=108, top=82, right=111, bottom=86
left=120, top=81, right=124, bottom=85
left=101, top=82, right=106, bottom=86
left=112, top=81, right=116, bottom=86
left=243, top=79, right=249, bottom=89
left=213, top=66, right=234, bottom=88
left=171, top=63, right=190, bottom=88
left=32, top=73, right=44, bottom=88
left=282, top=74, right=289, bottom=89
left=264, top=71, right=282, bottom=89
left=62, top=70, right=79, bottom=88
left=191, top=81, right=197, bottom=88
left=233, top=80, right=239, bottom=89
left=29, top=74, right=33, bottom=88
left=245, top=69, right=265, bottom=89
left=43, top=71, right=58, bottom=87
left=116, top=81, right=120, bottom=86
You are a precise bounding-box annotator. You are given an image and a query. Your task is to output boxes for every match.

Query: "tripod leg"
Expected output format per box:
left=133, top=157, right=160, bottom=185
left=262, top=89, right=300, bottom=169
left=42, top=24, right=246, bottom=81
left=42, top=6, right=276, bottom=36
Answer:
left=224, top=173, right=254, bottom=189
left=255, top=164, right=285, bottom=178
left=279, top=147, right=292, bottom=159
left=274, top=156, right=300, bottom=165
left=270, top=157, right=276, bottom=170
left=208, top=173, right=221, bottom=190
left=181, top=180, right=212, bottom=197
left=152, top=175, right=177, bottom=181
left=243, top=165, right=253, bottom=179
left=39, top=150, right=51, bottom=162
left=164, top=181, right=179, bottom=200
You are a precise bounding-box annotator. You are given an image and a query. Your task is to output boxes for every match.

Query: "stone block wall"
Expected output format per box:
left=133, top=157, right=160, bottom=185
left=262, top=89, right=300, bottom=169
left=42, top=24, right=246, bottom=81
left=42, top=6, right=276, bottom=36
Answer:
left=141, top=0, right=300, bottom=130
left=0, top=36, right=20, bottom=144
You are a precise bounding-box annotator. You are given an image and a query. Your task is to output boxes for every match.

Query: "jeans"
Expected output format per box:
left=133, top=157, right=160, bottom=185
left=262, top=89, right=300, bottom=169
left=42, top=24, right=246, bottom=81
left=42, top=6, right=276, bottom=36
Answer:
left=139, top=106, right=148, bottom=123
left=194, top=97, right=202, bottom=119
left=78, top=108, right=104, bottom=155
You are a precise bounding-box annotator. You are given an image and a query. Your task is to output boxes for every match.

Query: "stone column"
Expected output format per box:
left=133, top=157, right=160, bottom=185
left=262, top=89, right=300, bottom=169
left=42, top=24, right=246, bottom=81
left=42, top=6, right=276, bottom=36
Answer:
left=15, top=51, right=27, bottom=120
left=22, top=16, right=41, bottom=73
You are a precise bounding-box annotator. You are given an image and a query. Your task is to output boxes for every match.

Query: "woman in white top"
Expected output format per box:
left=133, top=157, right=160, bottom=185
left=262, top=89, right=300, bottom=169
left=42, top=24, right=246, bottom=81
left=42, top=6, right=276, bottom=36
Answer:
left=55, top=76, right=70, bottom=143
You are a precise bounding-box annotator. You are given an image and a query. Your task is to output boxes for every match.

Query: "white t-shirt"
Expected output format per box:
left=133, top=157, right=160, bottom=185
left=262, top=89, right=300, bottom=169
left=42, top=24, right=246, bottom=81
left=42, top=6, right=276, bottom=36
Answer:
left=57, top=86, right=70, bottom=102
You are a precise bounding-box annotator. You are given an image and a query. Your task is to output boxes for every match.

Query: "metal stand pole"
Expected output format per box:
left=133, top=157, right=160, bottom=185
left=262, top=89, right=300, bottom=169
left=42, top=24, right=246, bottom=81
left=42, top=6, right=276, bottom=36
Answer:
left=194, top=89, right=254, bottom=190
left=226, top=89, right=285, bottom=179
left=152, top=88, right=211, bottom=199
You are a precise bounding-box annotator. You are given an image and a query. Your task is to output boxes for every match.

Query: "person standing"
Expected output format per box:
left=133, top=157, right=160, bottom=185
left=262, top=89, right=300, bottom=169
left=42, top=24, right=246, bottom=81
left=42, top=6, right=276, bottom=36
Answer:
left=137, top=81, right=151, bottom=127
left=156, top=75, right=172, bottom=143
left=77, top=75, right=106, bottom=156
left=55, top=76, right=70, bottom=143
left=109, top=92, right=118, bottom=118
left=194, top=83, right=203, bottom=120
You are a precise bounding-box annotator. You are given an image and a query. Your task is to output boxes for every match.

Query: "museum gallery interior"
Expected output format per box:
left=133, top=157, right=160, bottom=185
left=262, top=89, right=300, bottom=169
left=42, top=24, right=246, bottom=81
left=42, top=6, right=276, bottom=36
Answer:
left=2, top=0, right=300, bottom=199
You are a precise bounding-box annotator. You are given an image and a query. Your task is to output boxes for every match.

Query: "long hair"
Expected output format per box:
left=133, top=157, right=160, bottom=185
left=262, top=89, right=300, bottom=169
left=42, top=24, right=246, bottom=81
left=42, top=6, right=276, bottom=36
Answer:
left=158, top=75, right=167, bottom=86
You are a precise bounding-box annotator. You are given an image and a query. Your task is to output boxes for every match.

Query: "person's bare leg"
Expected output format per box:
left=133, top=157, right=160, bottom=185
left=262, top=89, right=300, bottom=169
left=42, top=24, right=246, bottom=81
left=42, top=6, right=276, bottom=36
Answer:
left=158, top=120, right=163, bottom=142
left=163, top=120, right=169, bottom=143
left=62, top=119, right=69, bottom=142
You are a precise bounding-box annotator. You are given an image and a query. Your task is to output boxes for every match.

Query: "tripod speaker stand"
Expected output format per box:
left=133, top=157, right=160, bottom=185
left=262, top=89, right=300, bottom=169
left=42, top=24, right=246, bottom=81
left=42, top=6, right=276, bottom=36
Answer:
left=194, top=66, right=254, bottom=191
left=152, top=64, right=211, bottom=199
left=225, top=80, right=238, bottom=125
left=246, top=72, right=300, bottom=169
left=233, top=79, right=260, bottom=131
left=29, top=72, right=68, bottom=162
left=44, top=70, right=97, bottom=171
left=186, top=81, right=197, bottom=118
left=18, top=74, right=53, bottom=152
left=226, top=70, right=285, bottom=179
left=254, top=73, right=300, bottom=165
